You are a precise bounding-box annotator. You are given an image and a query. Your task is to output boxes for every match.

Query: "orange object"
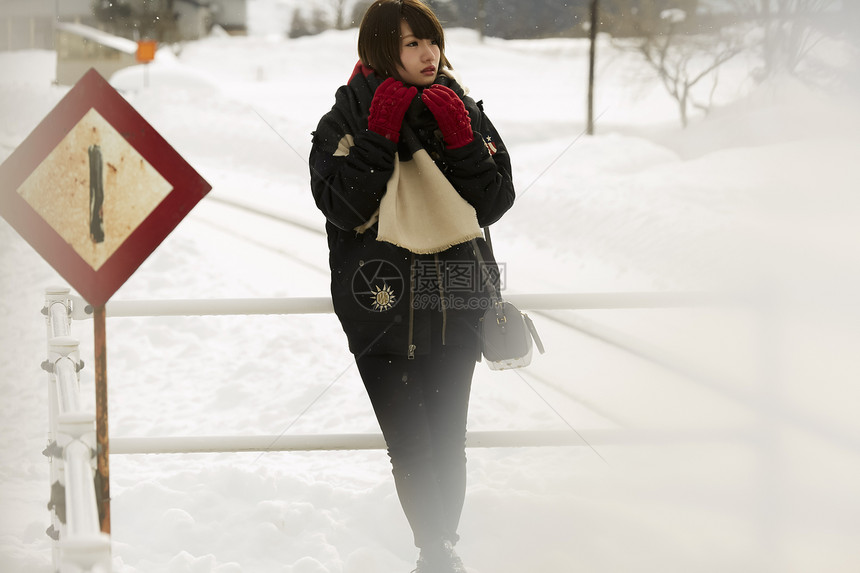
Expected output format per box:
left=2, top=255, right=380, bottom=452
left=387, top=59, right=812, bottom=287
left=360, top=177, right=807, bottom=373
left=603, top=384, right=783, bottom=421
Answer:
left=136, top=40, right=157, bottom=63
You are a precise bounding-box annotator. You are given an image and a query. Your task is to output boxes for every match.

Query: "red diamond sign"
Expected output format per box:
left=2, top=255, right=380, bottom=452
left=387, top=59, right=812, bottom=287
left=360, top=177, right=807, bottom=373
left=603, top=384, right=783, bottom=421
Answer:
left=0, top=68, right=211, bottom=307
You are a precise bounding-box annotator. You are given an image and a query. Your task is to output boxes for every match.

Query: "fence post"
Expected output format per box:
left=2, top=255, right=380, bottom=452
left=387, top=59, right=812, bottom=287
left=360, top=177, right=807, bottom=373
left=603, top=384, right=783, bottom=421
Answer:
left=44, top=286, right=72, bottom=338
left=58, top=410, right=111, bottom=571
left=43, top=288, right=112, bottom=571
left=42, top=287, right=72, bottom=557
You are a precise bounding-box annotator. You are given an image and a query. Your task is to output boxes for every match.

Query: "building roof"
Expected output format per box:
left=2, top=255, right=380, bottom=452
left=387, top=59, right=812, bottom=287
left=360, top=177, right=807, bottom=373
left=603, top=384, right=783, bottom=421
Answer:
left=54, top=22, right=138, bottom=55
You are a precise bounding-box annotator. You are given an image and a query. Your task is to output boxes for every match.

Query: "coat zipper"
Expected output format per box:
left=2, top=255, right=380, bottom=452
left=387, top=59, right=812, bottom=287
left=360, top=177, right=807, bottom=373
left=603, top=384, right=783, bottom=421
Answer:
left=434, top=254, right=447, bottom=346
left=408, top=253, right=416, bottom=359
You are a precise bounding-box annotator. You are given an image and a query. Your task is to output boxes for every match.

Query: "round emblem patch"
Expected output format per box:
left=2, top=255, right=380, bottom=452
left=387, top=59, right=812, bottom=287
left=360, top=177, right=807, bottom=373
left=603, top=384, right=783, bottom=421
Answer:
left=370, top=284, right=396, bottom=311
left=351, top=259, right=404, bottom=312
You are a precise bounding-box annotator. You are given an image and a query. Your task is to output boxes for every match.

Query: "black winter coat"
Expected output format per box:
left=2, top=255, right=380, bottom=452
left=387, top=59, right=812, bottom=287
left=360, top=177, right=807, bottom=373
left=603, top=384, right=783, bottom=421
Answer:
left=309, top=67, right=515, bottom=358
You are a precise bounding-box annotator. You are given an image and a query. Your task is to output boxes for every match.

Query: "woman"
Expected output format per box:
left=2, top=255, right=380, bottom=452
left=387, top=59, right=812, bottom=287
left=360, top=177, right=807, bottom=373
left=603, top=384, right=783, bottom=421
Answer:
left=309, top=1, right=515, bottom=571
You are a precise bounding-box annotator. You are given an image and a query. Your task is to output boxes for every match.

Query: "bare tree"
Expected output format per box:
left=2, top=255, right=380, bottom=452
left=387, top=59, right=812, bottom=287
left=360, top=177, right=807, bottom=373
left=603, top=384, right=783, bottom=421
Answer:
left=727, top=0, right=838, bottom=78
left=635, top=8, right=743, bottom=127
left=92, top=0, right=178, bottom=42
left=331, top=0, right=349, bottom=30
left=350, top=1, right=375, bottom=28
left=289, top=6, right=330, bottom=38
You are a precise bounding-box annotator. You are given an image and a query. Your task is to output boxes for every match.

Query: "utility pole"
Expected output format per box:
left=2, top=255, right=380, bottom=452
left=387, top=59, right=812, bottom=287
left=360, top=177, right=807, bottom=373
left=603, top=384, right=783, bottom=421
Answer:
left=477, top=0, right=486, bottom=43
left=587, top=0, right=599, bottom=135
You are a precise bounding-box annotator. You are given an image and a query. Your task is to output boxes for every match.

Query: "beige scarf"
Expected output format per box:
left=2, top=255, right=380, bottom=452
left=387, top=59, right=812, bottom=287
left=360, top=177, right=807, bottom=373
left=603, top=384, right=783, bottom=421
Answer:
left=340, top=135, right=483, bottom=254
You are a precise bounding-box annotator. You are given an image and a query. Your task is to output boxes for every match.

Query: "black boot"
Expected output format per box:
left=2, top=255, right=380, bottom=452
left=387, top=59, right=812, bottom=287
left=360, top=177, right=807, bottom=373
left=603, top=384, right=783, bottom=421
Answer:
left=413, top=539, right=467, bottom=573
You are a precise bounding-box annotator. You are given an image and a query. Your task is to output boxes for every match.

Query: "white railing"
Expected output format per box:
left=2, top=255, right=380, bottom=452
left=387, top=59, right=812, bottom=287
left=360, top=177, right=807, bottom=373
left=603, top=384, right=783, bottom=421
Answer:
left=43, top=288, right=111, bottom=573
left=108, top=427, right=751, bottom=455
left=43, top=285, right=860, bottom=573
left=61, top=290, right=744, bottom=456
left=69, top=291, right=723, bottom=319
left=42, top=286, right=747, bottom=572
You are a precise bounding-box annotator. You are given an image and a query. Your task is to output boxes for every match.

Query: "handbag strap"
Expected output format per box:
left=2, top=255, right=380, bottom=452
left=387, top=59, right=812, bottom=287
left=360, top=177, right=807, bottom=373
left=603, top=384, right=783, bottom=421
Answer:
left=523, top=313, right=546, bottom=354
left=472, top=232, right=546, bottom=355
left=470, top=236, right=502, bottom=305
left=483, top=226, right=494, bottom=253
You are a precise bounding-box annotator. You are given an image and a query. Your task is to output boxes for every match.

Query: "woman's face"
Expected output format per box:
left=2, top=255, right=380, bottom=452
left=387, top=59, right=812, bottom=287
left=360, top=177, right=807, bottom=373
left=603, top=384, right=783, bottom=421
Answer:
left=395, top=20, right=439, bottom=86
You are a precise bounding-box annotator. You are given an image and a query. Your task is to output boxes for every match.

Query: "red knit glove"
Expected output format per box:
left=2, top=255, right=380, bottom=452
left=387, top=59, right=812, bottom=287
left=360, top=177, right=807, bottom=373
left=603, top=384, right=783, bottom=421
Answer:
left=421, top=84, right=474, bottom=149
left=367, top=77, right=417, bottom=143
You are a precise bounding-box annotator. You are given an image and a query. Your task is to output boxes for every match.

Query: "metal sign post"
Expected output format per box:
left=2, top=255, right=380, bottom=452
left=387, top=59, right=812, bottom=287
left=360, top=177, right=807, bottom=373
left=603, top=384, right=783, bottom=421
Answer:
left=93, top=305, right=110, bottom=532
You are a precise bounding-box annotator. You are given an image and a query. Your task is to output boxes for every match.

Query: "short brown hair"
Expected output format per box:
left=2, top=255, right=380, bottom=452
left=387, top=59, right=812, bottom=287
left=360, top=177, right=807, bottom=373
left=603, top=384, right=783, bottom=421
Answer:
left=357, top=0, right=452, bottom=80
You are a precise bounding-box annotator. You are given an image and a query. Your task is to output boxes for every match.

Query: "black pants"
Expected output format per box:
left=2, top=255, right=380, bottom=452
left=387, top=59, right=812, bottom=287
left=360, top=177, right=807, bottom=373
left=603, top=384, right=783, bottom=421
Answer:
left=355, top=345, right=477, bottom=549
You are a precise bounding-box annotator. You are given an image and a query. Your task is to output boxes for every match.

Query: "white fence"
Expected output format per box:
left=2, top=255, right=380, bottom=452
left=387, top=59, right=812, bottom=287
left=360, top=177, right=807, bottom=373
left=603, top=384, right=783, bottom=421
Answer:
left=43, top=287, right=111, bottom=573
left=42, top=286, right=737, bottom=572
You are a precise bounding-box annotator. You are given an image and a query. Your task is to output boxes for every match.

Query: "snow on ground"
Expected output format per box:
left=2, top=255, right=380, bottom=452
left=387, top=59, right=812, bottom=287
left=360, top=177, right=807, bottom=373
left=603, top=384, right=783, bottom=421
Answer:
left=2, top=24, right=860, bottom=573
